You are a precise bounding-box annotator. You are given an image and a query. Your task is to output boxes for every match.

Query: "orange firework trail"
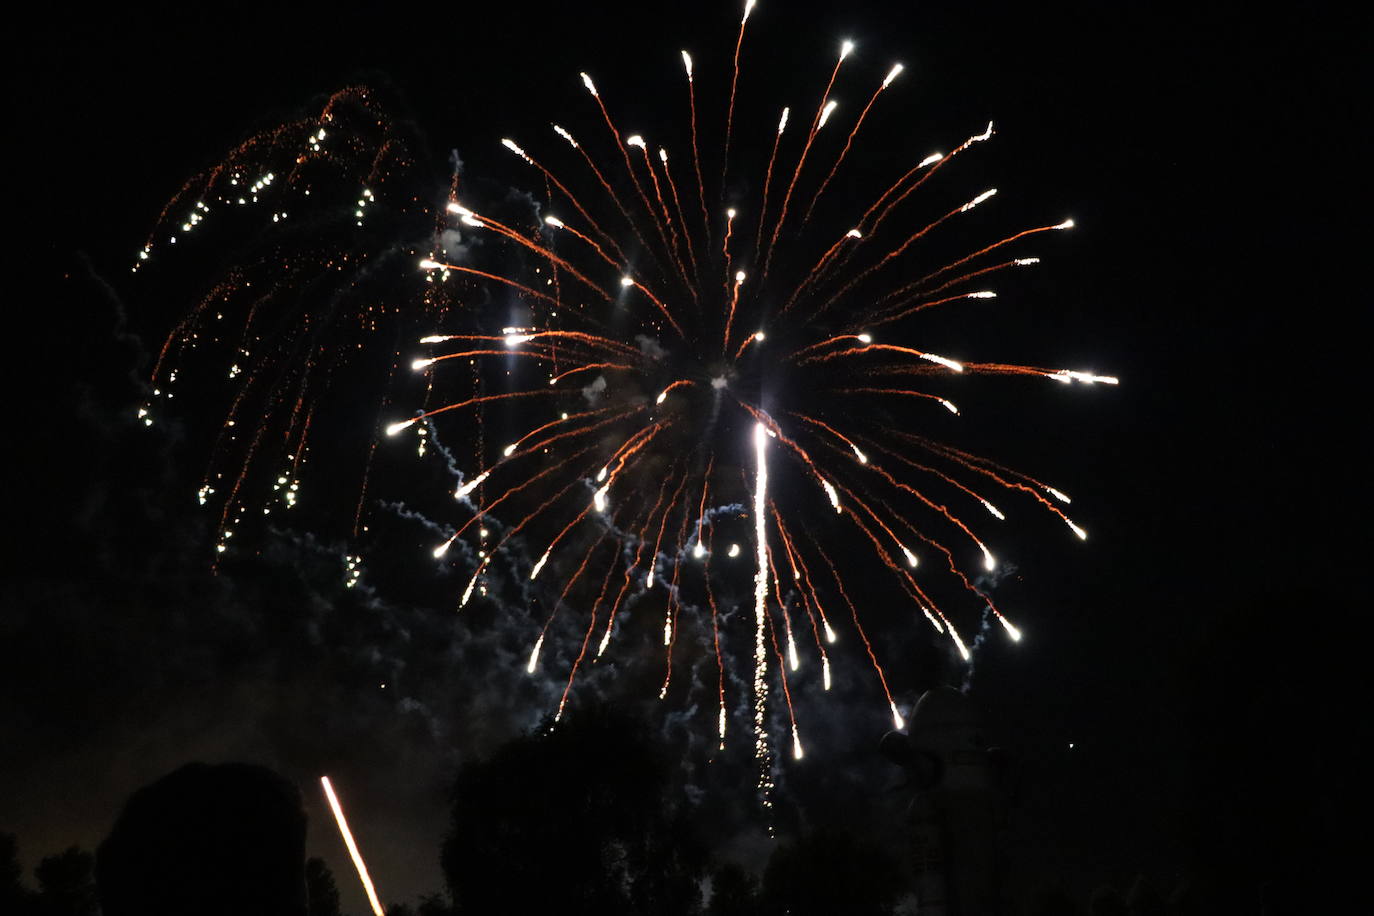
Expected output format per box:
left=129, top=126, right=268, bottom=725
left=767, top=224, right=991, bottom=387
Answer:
left=140, top=3, right=1114, bottom=804
left=320, top=777, right=385, bottom=916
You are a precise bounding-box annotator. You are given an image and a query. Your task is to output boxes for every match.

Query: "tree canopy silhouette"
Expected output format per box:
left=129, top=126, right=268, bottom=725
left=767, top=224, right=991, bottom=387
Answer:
left=441, top=704, right=705, bottom=915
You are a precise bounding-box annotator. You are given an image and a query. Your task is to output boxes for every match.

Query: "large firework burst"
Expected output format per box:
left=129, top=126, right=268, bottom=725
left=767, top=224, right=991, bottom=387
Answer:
left=138, top=2, right=1114, bottom=800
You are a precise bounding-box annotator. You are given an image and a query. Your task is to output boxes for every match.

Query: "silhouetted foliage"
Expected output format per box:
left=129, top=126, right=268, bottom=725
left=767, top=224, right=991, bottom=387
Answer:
left=1088, top=884, right=1127, bottom=916
left=440, top=704, right=705, bottom=915
left=1026, top=884, right=1083, bottom=916
left=33, top=847, right=98, bottom=916
left=707, top=863, right=758, bottom=916
left=759, top=827, right=903, bottom=916
left=97, top=762, right=307, bottom=916
left=306, top=857, right=342, bottom=916
left=1125, top=875, right=1164, bottom=916
left=1, top=834, right=37, bottom=916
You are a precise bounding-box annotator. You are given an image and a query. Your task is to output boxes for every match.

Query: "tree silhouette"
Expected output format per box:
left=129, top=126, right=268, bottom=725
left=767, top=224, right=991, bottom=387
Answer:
left=97, top=762, right=307, bottom=916
left=440, top=703, right=705, bottom=915
left=758, top=827, right=903, bottom=916
left=1, top=834, right=37, bottom=916
left=706, top=863, right=758, bottom=916
left=306, top=857, right=342, bottom=916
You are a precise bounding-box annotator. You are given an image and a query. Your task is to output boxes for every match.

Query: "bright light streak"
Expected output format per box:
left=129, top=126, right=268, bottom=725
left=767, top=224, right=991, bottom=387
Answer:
left=981, top=499, right=1005, bottom=520
left=920, top=352, right=964, bottom=372
left=530, top=550, right=551, bottom=579
left=980, top=544, right=996, bottom=571
left=385, top=419, right=415, bottom=436
left=940, top=399, right=960, bottom=415
left=454, top=469, right=491, bottom=500
left=818, top=100, right=838, bottom=128
left=890, top=702, right=906, bottom=730
left=883, top=63, right=904, bottom=87
left=432, top=536, right=455, bottom=558
left=777, top=107, right=790, bottom=134
left=728, top=543, right=741, bottom=558
left=620, top=275, right=634, bottom=287
left=919, top=152, right=942, bottom=167
left=580, top=72, right=598, bottom=97
left=544, top=215, right=564, bottom=228
left=626, top=134, right=646, bottom=148
left=1046, top=486, right=1072, bottom=504
left=901, top=546, right=918, bottom=567
left=1055, top=218, right=1075, bottom=229
left=418, top=258, right=441, bottom=270
left=527, top=635, right=544, bottom=672
left=693, top=541, right=706, bottom=558
left=411, top=357, right=436, bottom=371
left=960, top=188, right=997, bottom=212
left=504, top=333, right=533, bottom=346
left=1066, top=519, right=1088, bottom=540
left=1000, top=617, right=1023, bottom=642
left=821, top=480, right=841, bottom=513
left=681, top=50, right=693, bottom=79
left=840, top=40, right=855, bottom=59
left=320, top=778, right=384, bottom=916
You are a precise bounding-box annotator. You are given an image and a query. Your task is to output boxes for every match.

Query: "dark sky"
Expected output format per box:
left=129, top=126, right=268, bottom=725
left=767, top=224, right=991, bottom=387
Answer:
left=9, top=1, right=1361, bottom=912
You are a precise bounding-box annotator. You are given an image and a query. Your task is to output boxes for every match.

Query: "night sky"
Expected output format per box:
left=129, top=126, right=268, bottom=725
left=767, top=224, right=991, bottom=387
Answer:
left=9, top=2, right=1360, bottom=913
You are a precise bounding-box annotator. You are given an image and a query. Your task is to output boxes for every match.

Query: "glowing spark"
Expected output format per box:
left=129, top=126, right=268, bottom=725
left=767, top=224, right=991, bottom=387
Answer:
left=620, top=275, right=634, bottom=287
left=596, top=466, right=609, bottom=482
left=823, top=620, right=837, bottom=643
left=580, top=72, right=598, bottom=97
left=857, top=332, right=872, bottom=343
left=527, top=635, right=544, bottom=672
left=883, top=63, right=904, bottom=87
left=901, top=546, right=919, bottom=567
left=504, top=333, right=533, bottom=346
left=320, top=778, right=385, bottom=916
left=593, top=485, right=609, bottom=512
left=821, top=480, right=841, bottom=513
left=681, top=50, right=693, bottom=79
left=1056, top=218, right=1075, bottom=229
left=1047, top=487, right=1072, bottom=504
left=818, top=100, right=838, bottom=128
left=455, top=469, right=491, bottom=499
left=411, top=357, right=436, bottom=371
left=919, top=152, right=942, bottom=167
left=553, top=124, right=577, bottom=147
left=822, top=656, right=832, bottom=690
left=626, top=134, right=646, bottom=148
left=840, top=39, right=855, bottom=59
left=846, top=228, right=862, bottom=239
left=693, top=541, right=706, bottom=558
left=432, top=536, right=456, bottom=558
left=850, top=445, right=868, bottom=464
left=385, top=419, right=416, bottom=436
left=960, top=188, right=998, bottom=212
left=920, top=352, right=964, bottom=372
left=792, top=726, right=804, bottom=759
left=981, top=499, right=1006, bottom=520
left=728, top=543, right=741, bottom=558
left=967, top=291, right=997, bottom=299
left=951, top=627, right=972, bottom=661
left=743, top=0, right=756, bottom=21
left=1067, top=519, right=1088, bottom=540
left=502, top=442, right=518, bottom=456
left=980, top=544, right=996, bottom=571
left=418, top=258, right=441, bottom=270
left=500, top=138, right=529, bottom=159
left=788, top=635, right=800, bottom=671
left=1000, top=617, right=1023, bottom=642
left=656, top=390, right=669, bottom=404
left=777, top=107, right=790, bottom=134
left=753, top=331, right=765, bottom=342
left=530, top=550, right=551, bottom=579
left=940, top=399, right=960, bottom=414
left=890, top=702, right=906, bottom=730
left=544, top=215, right=564, bottom=228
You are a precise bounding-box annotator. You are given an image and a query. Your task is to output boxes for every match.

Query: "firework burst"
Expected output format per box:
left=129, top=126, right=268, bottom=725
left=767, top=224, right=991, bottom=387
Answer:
left=139, top=3, right=1114, bottom=806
